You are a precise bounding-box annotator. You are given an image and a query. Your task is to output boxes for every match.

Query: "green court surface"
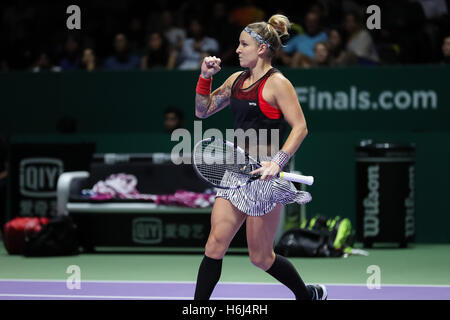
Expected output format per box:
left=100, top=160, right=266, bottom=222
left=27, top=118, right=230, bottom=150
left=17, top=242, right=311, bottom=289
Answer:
left=1, top=243, right=449, bottom=286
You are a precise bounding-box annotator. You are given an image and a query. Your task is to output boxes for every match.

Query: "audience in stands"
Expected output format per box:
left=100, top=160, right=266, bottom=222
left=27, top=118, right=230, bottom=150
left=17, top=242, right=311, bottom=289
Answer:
left=327, top=27, right=358, bottom=66
left=343, top=11, right=380, bottom=65
left=441, top=36, right=450, bottom=64
left=159, top=10, right=186, bottom=53
left=176, top=18, right=219, bottom=70
left=31, top=52, right=61, bottom=72
left=59, top=35, right=82, bottom=71
left=103, top=33, right=140, bottom=70
left=0, top=1, right=449, bottom=71
left=141, top=31, right=177, bottom=70
left=163, top=106, right=184, bottom=134
left=310, top=41, right=333, bottom=67
left=206, top=2, right=240, bottom=67
left=281, top=11, right=328, bottom=68
left=81, top=48, right=96, bottom=71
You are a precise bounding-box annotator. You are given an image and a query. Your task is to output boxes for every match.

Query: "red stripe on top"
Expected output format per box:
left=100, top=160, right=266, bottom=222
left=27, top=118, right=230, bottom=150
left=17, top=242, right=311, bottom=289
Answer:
left=258, top=76, right=282, bottom=119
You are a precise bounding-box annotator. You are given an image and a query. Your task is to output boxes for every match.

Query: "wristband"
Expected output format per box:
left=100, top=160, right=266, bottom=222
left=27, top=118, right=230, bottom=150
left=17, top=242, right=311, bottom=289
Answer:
left=196, top=75, right=212, bottom=95
left=271, top=150, right=291, bottom=169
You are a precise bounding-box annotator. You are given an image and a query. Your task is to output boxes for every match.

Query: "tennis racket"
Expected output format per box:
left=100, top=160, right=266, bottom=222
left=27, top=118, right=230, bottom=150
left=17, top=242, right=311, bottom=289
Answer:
left=192, top=137, right=314, bottom=190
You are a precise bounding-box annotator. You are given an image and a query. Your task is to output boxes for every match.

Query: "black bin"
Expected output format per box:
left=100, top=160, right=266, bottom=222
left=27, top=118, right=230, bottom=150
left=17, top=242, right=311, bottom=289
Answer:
left=355, top=141, right=415, bottom=248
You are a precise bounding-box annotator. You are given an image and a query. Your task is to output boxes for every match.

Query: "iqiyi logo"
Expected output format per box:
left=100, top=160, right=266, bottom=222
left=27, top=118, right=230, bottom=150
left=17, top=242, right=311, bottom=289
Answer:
left=19, top=158, right=64, bottom=197
left=132, top=218, right=163, bottom=244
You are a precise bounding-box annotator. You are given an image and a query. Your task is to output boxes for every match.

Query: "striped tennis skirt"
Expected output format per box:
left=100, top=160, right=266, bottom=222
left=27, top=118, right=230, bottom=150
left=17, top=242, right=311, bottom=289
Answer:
left=215, top=170, right=312, bottom=216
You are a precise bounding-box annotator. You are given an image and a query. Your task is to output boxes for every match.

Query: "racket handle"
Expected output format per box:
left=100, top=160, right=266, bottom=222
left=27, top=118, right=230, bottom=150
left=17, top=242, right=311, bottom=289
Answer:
left=279, top=171, right=314, bottom=185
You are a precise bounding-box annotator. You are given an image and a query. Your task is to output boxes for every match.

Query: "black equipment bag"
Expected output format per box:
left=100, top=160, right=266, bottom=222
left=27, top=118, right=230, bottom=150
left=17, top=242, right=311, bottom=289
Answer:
left=275, top=215, right=355, bottom=257
left=275, top=228, right=342, bottom=257
left=23, top=216, right=80, bottom=256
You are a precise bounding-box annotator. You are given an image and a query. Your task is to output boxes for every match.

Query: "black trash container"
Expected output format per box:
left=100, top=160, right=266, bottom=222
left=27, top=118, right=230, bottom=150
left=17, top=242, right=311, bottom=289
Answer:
left=355, top=141, right=415, bottom=248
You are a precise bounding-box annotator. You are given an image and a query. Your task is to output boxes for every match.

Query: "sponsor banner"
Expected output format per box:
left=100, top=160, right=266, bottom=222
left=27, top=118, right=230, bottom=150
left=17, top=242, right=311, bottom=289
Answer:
left=355, top=145, right=415, bottom=246
left=71, top=213, right=247, bottom=248
left=8, top=143, right=95, bottom=220
left=1, top=66, right=449, bottom=134
left=281, top=66, right=449, bottom=132
left=131, top=217, right=206, bottom=245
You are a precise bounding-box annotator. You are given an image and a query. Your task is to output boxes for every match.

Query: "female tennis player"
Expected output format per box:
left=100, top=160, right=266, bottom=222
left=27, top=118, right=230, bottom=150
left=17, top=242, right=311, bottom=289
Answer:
left=194, top=14, right=327, bottom=300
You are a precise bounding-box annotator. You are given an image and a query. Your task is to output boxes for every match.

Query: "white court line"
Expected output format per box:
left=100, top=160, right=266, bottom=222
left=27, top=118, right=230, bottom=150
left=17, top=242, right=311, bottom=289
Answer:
left=0, top=293, right=186, bottom=300
left=0, top=293, right=293, bottom=300
left=0, top=279, right=282, bottom=285
left=1, top=279, right=450, bottom=288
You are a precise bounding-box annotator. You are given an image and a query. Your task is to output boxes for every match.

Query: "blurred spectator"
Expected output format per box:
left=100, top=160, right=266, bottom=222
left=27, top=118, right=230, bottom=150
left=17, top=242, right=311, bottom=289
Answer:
left=327, top=27, right=358, bottom=66
left=415, top=0, right=448, bottom=20
left=160, top=10, right=186, bottom=52
left=327, top=27, right=345, bottom=63
left=81, top=48, right=96, bottom=71
left=414, top=0, right=449, bottom=62
left=177, top=18, right=219, bottom=70
left=1, top=2, right=449, bottom=69
left=2, top=1, right=35, bottom=31
left=127, top=17, right=146, bottom=54
left=163, top=106, right=184, bottom=134
left=206, top=2, right=241, bottom=66
left=141, top=32, right=177, bottom=70
left=343, top=11, right=380, bottom=64
left=31, top=52, right=61, bottom=72
left=307, top=1, right=329, bottom=27
left=441, top=36, right=450, bottom=64
left=310, top=41, right=333, bottom=67
left=59, top=35, right=82, bottom=71
left=207, top=2, right=229, bottom=42
left=229, top=1, right=265, bottom=28
left=281, top=11, right=328, bottom=67
left=103, top=33, right=140, bottom=70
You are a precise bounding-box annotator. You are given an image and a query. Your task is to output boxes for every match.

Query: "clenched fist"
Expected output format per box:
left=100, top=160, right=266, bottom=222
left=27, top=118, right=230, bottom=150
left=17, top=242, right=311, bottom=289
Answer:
left=201, top=56, right=221, bottom=79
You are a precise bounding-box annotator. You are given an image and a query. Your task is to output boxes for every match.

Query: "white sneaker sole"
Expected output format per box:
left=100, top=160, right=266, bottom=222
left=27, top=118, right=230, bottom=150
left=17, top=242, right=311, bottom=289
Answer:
left=318, top=284, right=328, bottom=300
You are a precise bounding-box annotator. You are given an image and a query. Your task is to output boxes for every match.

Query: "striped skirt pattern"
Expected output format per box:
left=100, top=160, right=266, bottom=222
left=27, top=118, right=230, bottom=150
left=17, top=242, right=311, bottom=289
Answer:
left=215, top=170, right=312, bottom=216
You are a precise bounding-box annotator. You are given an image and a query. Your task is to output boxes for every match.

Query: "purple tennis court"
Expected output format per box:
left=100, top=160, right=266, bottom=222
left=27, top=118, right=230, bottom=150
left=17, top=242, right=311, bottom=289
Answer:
left=1, top=280, right=449, bottom=300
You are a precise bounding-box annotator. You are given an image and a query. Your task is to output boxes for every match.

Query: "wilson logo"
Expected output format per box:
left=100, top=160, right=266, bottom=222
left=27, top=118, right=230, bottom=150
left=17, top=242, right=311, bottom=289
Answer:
left=19, top=158, right=64, bottom=197
left=132, top=218, right=163, bottom=244
left=363, top=164, right=380, bottom=237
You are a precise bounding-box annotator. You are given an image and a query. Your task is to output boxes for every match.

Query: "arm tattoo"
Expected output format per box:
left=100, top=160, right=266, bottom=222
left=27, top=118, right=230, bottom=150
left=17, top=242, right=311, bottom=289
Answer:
left=196, top=84, right=231, bottom=118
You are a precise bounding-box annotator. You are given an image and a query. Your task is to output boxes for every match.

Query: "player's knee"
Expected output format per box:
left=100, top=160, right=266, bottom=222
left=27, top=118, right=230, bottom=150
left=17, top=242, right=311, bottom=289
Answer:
left=249, top=252, right=273, bottom=270
left=205, top=235, right=228, bottom=259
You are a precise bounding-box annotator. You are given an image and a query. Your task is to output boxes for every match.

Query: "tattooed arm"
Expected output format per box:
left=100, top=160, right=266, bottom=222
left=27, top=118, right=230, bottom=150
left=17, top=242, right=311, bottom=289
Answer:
left=195, top=77, right=238, bottom=119
left=195, top=56, right=240, bottom=119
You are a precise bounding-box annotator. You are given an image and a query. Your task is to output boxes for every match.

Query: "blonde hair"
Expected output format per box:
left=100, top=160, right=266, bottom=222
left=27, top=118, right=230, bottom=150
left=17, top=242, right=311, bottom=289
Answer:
left=247, top=14, right=291, bottom=56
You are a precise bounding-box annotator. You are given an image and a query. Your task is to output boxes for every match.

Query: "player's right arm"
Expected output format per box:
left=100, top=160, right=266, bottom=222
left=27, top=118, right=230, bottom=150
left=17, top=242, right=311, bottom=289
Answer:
left=195, top=56, right=240, bottom=119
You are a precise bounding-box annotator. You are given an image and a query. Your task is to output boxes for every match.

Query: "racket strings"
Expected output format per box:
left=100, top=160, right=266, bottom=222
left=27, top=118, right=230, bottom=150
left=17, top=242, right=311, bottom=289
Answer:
left=193, top=138, right=312, bottom=205
left=194, top=139, right=259, bottom=188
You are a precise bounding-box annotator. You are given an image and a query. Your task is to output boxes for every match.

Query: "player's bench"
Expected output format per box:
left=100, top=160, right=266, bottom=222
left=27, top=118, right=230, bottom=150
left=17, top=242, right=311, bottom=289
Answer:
left=55, top=153, right=250, bottom=253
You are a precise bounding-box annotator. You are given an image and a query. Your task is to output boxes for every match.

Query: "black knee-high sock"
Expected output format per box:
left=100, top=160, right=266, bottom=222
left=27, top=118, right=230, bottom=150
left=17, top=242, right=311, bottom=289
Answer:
left=194, top=255, right=223, bottom=300
left=266, top=254, right=312, bottom=300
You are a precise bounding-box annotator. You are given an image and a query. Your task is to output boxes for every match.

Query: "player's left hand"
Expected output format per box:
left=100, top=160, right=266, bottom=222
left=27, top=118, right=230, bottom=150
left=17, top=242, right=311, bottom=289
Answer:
left=250, top=161, right=281, bottom=180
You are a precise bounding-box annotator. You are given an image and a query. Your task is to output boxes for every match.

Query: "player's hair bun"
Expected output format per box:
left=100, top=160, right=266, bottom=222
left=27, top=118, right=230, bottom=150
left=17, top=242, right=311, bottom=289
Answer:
left=268, top=14, right=291, bottom=37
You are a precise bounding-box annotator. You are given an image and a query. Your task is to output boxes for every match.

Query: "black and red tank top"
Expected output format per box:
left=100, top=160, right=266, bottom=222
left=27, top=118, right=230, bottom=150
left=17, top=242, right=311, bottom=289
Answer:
left=230, top=67, right=287, bottom=150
